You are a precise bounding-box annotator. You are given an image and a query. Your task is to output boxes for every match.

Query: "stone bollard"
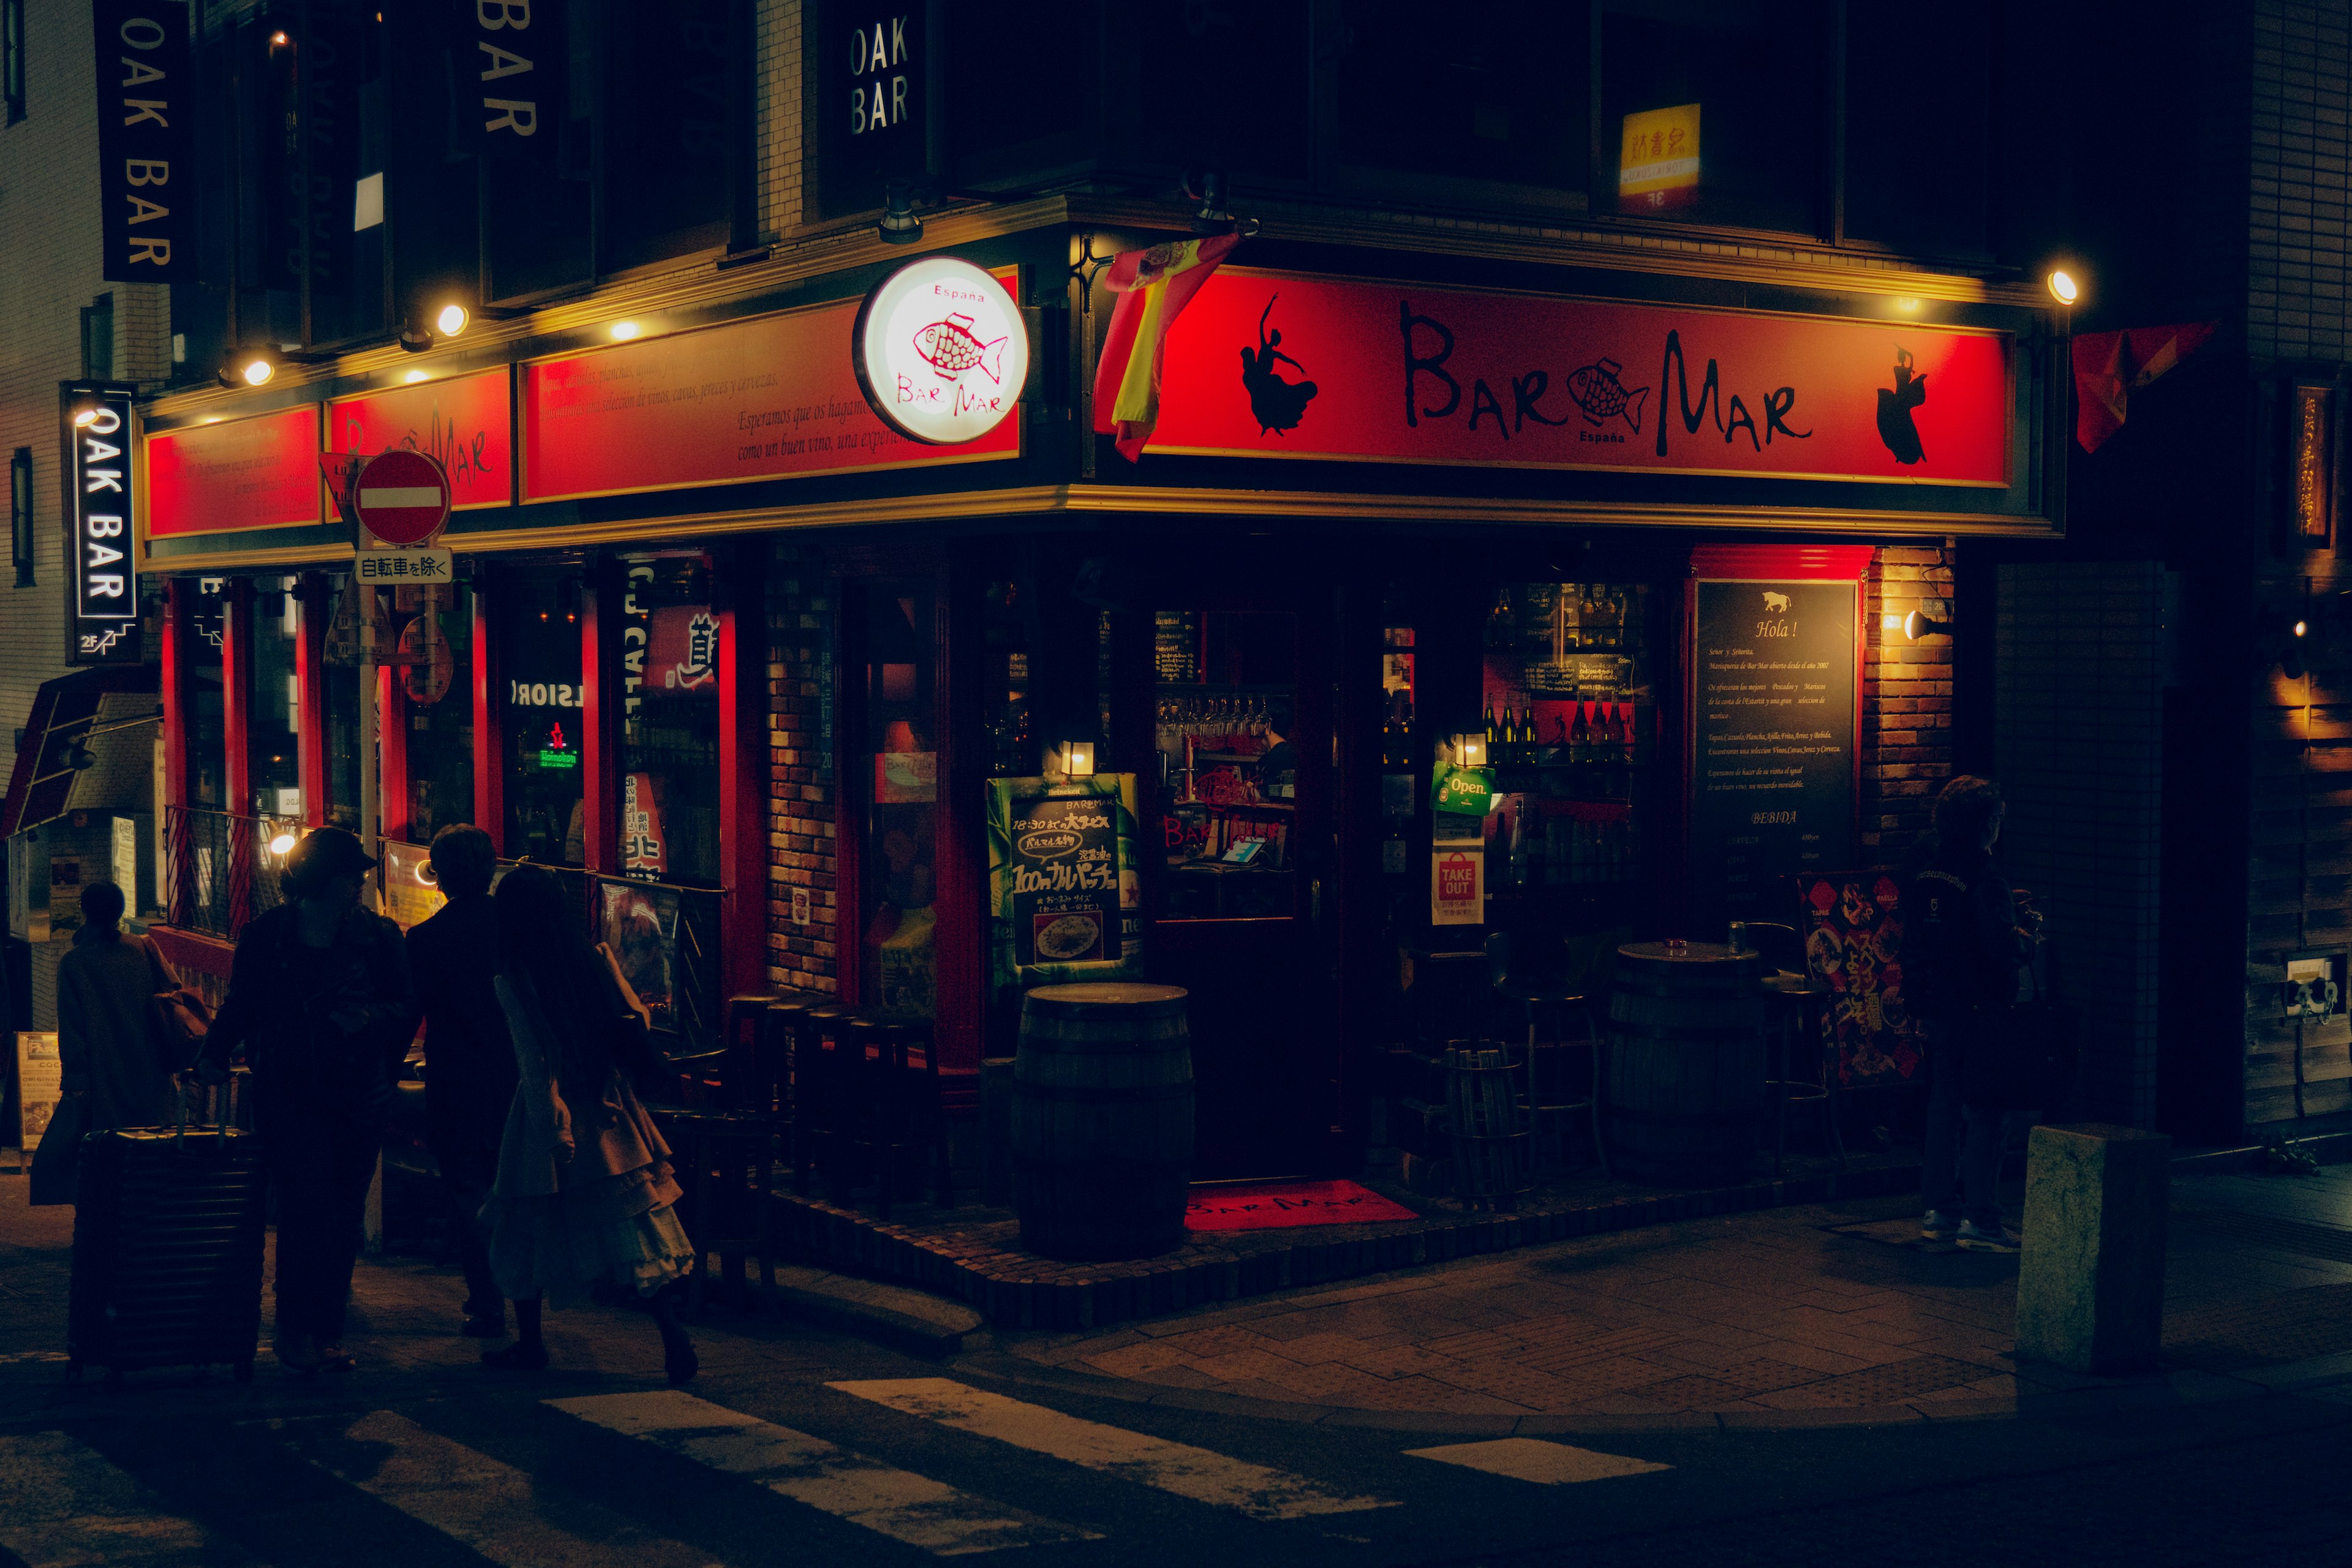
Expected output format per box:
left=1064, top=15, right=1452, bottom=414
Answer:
left=2015, top=1123, right=2172, bottom=1374
left=980, top=1058, right=1016, bottom=1207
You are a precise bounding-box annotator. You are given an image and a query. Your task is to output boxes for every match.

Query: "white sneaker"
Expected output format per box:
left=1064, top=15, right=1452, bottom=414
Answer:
left=1956, top=1219, right=2020, bottom=1254
left=1920, top=1209, right=1958, bottom=1240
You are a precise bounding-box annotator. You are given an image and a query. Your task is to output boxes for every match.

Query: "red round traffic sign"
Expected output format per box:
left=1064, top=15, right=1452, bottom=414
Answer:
left=353, top=449, right=450, bottom=546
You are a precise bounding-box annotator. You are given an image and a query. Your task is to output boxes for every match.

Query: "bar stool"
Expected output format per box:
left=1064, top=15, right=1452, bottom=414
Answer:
left=794, top=1005, right=860, bottom=1197
left=844, top=1020, right=952, bottom=1220
left=1484, top=932, right=1607, bottom=1177
left=720, top=992, right=778, bottom=1110
left=1764, top=973, right=1845, bottom=1172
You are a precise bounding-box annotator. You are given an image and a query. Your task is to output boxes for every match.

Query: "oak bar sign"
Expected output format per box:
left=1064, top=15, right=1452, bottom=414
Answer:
left=61, top=382, right=143, bottom=665
left=96, top=1, right=194, bottom=281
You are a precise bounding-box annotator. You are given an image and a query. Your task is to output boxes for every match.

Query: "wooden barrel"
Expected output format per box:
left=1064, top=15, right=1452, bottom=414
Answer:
left=1603, top=943, right=1768, bottom=1183
left=1012, top=983, right=1194, bottom=1261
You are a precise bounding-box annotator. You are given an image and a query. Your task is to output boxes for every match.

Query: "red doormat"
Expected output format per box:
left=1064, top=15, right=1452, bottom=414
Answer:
left=1183, top=1180, right=1420, bottom=1232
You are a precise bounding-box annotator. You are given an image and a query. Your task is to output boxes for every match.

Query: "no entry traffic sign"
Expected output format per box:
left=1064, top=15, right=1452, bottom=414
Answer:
left=353, top=449, right=450, bottom=547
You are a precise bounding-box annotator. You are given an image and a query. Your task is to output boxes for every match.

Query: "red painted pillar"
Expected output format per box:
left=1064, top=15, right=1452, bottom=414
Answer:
left=380, top=662, right=409, bottom=845
left=295, top=573, right=328, bottom=827
left=717, top=538, right=769, bottom=1000
left=161, top=579, right=193, bottom=927
left=473, top=571, right=503, bottom=850
left=222, top=578, right=254, bottom=932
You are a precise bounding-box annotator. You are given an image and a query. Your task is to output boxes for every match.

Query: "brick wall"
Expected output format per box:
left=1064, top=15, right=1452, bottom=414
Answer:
left=755, top=0, right=804, bottom=242
left=767, top=545, right=838, bottom=994
left=1863, top=545, right=1956, bottom=863
left=1994, top=561, right=2169, bottom=1128
left=2250, top=1, right=2352, bottom=359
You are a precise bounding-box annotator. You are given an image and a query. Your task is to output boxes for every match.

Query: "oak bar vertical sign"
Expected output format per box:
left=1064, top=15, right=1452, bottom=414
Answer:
left=458, top=0, right=566, bottom=173
left=2293, top=382, right=2334, bottom=546
left=60, top=382, right=143, bottom=665
left=96, top=1, right=193, bottom=282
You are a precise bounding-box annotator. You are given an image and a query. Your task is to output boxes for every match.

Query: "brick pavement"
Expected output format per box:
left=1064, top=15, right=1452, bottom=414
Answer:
left=1000, top=1171, right=2352, bottom=1418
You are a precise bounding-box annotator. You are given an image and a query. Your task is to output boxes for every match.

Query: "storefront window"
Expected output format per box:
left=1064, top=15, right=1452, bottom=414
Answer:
left=186, top=580, right=227, bottom=809
left=1336, top=0, right=1589, bottom=196
left=1153, top=609, right=1297, bottom=921
left=859, top=582, right=938, bottom=1019
left=1599, top=1, right=1823, bottom=234
left=398, top=582, right=474, bottom=842
left=497, top=567, right=585, bottom=864
left=982, top=578, right=1035, bottom=777
left=617, top=555, right=720, bottom=886
left=247, top=576, right=301, bottom=818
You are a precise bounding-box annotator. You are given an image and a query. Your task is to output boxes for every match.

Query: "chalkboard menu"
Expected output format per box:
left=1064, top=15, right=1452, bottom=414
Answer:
left=986, top=775, right=1143, bottom=1002
left=1154, top=610, right=1198, bottom=683
left=1691, top=578, right=1857, bottom=923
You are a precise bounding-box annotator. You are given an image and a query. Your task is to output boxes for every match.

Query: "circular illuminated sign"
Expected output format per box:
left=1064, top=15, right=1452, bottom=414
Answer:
left=853, top=257, right=1028, bottom=445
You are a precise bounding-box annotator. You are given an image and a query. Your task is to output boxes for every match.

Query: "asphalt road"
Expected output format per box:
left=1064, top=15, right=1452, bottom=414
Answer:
left=4, top=1308, right=2349, bottom=1568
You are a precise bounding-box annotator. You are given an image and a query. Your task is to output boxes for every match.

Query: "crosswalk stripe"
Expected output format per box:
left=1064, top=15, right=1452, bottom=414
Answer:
left=829, top=1378, right=1396, bottom=1521
left=280, top=1409, right=729, bottom=1567
left=1403, top=1437, right=1672, bottom=1485
left=549, top=1390, right=1098, bottom=1556
left=0, top=1431, right=266, bottom=1567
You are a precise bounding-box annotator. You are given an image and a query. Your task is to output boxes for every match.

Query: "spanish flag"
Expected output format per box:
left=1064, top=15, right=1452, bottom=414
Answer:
left=2072, top=323, right=2217, bottom=453
left=1092, top=232, right=1244, bottom=461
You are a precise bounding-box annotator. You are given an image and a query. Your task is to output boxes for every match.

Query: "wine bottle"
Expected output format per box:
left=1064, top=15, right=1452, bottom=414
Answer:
left=1481, top=703, right=1498, bottom=766
left=1569, top=702, right=1591, bottom=785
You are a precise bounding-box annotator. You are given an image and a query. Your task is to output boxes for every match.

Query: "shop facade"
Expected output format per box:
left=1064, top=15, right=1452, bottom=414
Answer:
left=126, top=208, right=2062, bottom=1178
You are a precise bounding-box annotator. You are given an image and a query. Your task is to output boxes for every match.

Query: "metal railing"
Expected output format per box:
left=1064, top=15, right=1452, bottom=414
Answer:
left=165, top=807, right=303, bottom=938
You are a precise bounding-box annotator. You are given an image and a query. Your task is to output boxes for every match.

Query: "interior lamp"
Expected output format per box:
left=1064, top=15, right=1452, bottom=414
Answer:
left=1456, top=733, right=1486, bottom=767
left=1061, top=740, right=1096, bottom=777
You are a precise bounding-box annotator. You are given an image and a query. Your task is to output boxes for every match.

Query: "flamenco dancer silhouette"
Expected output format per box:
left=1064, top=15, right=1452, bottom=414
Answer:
left=1240, top=296, right=1318, bottom=435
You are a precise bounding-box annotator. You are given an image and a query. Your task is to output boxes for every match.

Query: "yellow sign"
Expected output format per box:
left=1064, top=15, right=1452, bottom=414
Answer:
left=1619, top=103, right=1700, bottom=211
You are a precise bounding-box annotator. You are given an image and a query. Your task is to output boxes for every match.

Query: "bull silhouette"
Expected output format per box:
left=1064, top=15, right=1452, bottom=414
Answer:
left=1762, top=591, right=1792, bottom=613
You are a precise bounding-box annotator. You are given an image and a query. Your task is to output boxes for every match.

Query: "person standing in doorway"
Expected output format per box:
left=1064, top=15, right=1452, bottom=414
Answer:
left=1904, top=775, right=2031, bottom=1254
left=56, top=881, right=180, bottom=1134
left=405, top=825, right=516, bottom=1340
left=197, top=829, right=419, bottom=1374
left=478, top=864, right=695, bottom=1382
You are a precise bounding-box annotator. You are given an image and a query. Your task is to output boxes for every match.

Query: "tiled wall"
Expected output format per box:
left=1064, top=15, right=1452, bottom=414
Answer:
left=766, top=545, right=838, bottom=995
left=2245, top=568, right=2352, bottom=1125
left=1994, top=560, right=2168, bottom=1128
left=755, top=0, right=804, bottom=242
left=2250, top=1, right=2352, bottom=360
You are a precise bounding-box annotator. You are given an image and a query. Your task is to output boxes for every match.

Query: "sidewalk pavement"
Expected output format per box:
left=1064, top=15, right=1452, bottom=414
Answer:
left=982, top=1165, right=2352, bottom=1428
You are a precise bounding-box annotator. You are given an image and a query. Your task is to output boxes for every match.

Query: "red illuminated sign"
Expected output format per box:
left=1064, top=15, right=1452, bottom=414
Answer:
left=145, top=405, right=322, bottom=538
left=521, top=283, right=1020, bottom=503
left=328, top=368, right=513, bottom=509
left=1141, top=269, right=2012, bottom=487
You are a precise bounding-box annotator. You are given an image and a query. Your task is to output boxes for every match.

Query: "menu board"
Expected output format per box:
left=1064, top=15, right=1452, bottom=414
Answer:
left=1153, top=611, right=1198, bottom=683
left=1691, top=578, right=1856, bottom=923
left=986, top=775, right=1142, bottom=1001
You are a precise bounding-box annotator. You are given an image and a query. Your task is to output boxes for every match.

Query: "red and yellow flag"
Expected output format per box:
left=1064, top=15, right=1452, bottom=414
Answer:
left=1091, top=232, right=1244, bottom=461
left=2072, top=323, right=2217, bottom=453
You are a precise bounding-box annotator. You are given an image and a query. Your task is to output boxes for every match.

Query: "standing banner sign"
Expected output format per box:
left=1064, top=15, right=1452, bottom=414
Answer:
left=13, top=1032, right=62, bottom=1154
left=96, top=1, right=194, bottom=282
left=986, top=775, right=1142, bottom=1005
left=59, top=382, right=143, bottom=665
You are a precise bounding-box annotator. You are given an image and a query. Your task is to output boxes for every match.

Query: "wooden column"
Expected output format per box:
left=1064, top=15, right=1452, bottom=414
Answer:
left=295, top=573, right=328, bottom=827
left=473, top=571, right=503, bottom=850
left=716, top=537, right=769, bottom=1000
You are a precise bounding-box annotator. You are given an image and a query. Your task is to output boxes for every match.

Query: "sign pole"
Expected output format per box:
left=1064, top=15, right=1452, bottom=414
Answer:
left=358, top=586, right=379, bottom=910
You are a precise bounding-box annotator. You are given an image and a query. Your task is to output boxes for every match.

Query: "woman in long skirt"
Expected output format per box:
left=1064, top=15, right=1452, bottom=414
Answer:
left=478, top=864, right=696, bottom=1381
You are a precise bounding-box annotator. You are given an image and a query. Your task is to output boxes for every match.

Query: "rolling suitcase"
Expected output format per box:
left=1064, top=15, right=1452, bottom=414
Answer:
left=67, top=1118, right=267, bottom=1389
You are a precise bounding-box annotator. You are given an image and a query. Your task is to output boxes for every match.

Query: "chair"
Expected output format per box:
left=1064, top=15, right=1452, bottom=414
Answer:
left=1484, top=932, right=1607, bottom=1177
left=662, top=997, right=791, bottom=1313
left=1763, top=973, right=1845, bottom=1173
left=1740, top=920, right=1806, bottom=979
left=793, top=1006, right=861, bottom=1199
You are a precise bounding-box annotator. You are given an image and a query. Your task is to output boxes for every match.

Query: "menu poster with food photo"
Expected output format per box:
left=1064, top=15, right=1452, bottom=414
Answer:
left=986, top=774, right=1142, bottom=1000
left=1795, top=871, right=1921, bottom=1087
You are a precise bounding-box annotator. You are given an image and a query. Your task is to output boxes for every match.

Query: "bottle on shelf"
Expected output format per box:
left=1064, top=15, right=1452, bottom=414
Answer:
left=1616, top=701, right=1637, bottom=787
left=1485, top=587, right=1516, bottom=650
left=1569, top=702, right=1592, bottom=785
left=1480, top=702, right=1499, bottom=766
left=1563, top=585, right=1583, bottom=651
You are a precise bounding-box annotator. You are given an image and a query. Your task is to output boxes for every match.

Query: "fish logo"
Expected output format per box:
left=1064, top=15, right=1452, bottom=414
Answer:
left=913, top=312, right=1009, bottom=385
left=1566, top=358, right=1650, bottom=432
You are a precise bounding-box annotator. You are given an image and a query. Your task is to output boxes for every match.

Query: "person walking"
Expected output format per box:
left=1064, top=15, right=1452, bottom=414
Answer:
left=404, top=825, right=516, bottom=1340
left=477, top=864, right=696, bottom=1382
left=196, top=829, right=418, bottom=1374
left=1904, top=775, right=2032, bottom=1254
left=56, top=881, right=180, bottom=1134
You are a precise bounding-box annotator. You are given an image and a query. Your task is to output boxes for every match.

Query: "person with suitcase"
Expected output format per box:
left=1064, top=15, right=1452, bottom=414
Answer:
left=38, top=883, right=183, bottom=1205
left=197, top=829, right=420, bottom=1374
left=404, top=824, right=516, bottom=1340
left=477, top=864, right=697, bottom=1383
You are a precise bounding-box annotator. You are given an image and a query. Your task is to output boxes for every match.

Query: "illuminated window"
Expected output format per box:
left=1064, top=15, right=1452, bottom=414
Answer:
left=497, top=568, right=585, bottom=864
left=617, top=554, right=720, bottom=886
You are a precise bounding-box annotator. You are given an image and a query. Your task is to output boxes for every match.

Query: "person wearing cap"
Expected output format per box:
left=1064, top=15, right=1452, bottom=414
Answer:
left=197, top=828, right=420, bottom=1374
left=405, top=824, right=516, bottom=1340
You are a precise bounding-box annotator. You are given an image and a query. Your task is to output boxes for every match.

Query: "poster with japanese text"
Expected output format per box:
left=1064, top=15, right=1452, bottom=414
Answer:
left=986, top=774, right=1142, bottom=1007
left=1796, top=872, right=1921, bottom=1087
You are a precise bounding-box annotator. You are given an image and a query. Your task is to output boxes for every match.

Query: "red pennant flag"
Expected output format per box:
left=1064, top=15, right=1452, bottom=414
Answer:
left=320, top=451, right=366, bottom=522
left=1091, top=232, right=1245, bottom=461
left=2072, top=323, right=2217, bottom=453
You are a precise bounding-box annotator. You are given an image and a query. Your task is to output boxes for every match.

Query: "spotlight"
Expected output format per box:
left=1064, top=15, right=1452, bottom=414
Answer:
left=435, top=303, right=469, bottom=337
left=402, top=369, right=430, bottom=383
left=1185, top=168, right=1233, bottom=232
left=1904, top=609, right=1953, bottom=641
left=269, top=831, right=297, bottom=856
left=72, top=407, right=102, bottom=427
left=2281, top=619, right=2310, bottom=680
left=398, top=314, right=434, bottom=353
left=219, top=352, right=276, bottom=388
left=877, top=179, right=925, bottom=245
left=2048, top=268, right=2081, bottom=306
left=609, top=320, right=643, bottom=341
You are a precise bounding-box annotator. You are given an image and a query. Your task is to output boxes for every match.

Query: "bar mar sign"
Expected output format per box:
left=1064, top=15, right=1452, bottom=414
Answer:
left=1136, top=269, right=2013, bottom=488
left=61, top=383, right=142, bottom=666
left=96, top=1, right=194, bottom=282
left=854, top=257, right=1029, bottom=444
